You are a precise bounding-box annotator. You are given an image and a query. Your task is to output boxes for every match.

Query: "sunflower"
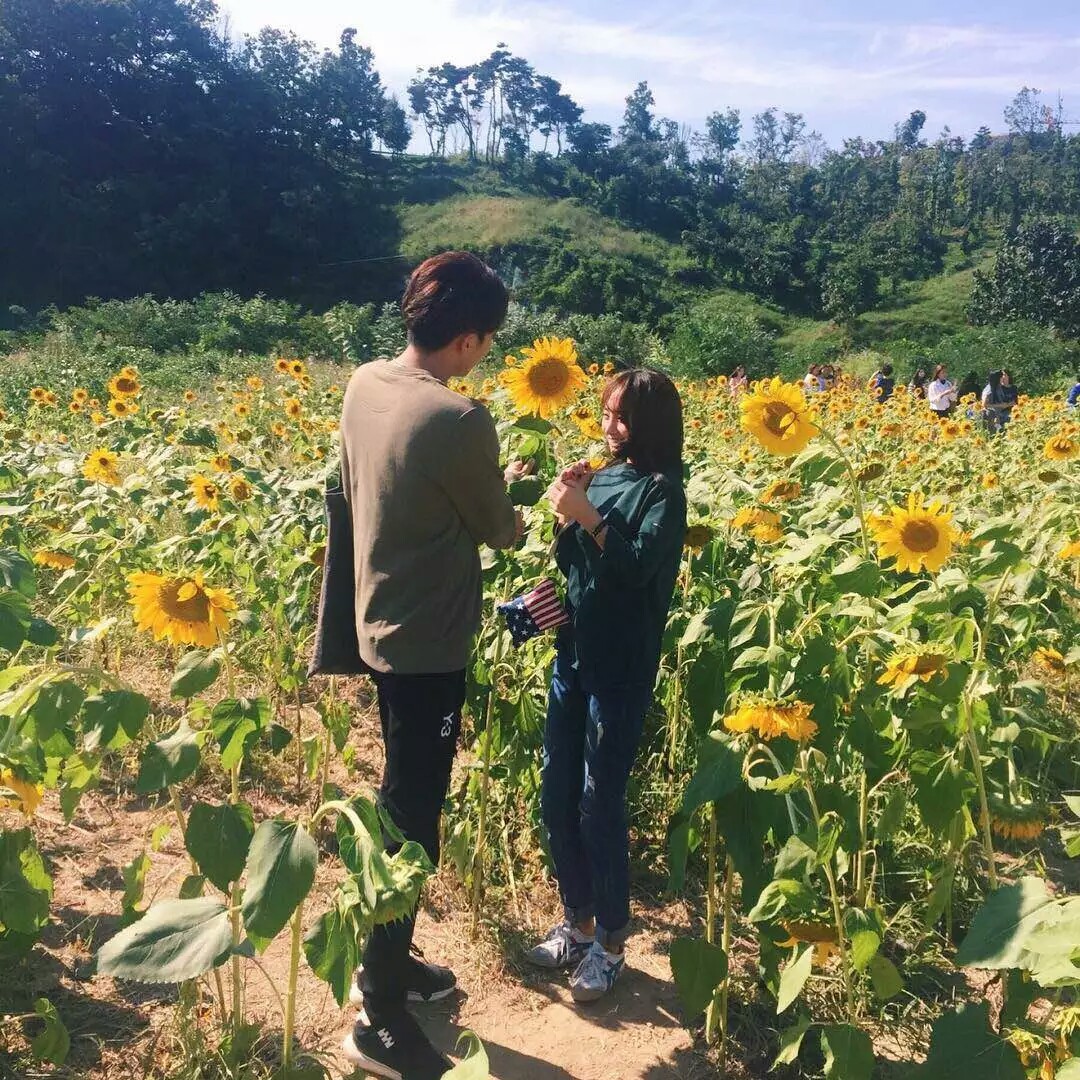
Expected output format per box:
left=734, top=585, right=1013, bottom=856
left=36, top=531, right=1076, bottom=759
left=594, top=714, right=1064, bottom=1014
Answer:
left=1032, top=647, right=1067, bottom=677
left=246, top=375, right=264, bottom=391
left=722, top=696, right=817, bottom=743
left=571, top=407, right=605, bottom=441
left=761, top=479, right=802, bottom=503
left=228, top=476, right=253, bottom=502
left=127, top=570, right=235, bottom=647
left=684, top=523, right=716, bottom=551
left=107, top=397, right=139, bottom=418
left=271, top=421, right=288, bottom=438
left=603, top=362, right=616, bottom=375
left=1044, top=435, right=1079, bottom=461
left=0, top=769, right=42, bottom=817
left=189, top=474, right=220, bottom=512
left=981, top=472, right=999, bottom=489
left=108, top=373, right=141, bottom=399
left=275, top=357, right=291, bottom=375
left=68, top=401, right=84, bottom=414
left=731, top=506, right=780, bottom=531
left=90, top=411, right=106, bottom=426
left=83, top=448, right=120, bottom=485
left=29, top=386, right=49, bottom=404
left=183, top=389, right=198, bottom=403
left=752, top=522, right=784, bottom=544
left=988, top=798, right=1046, bottom=843
left=877, top=648, right=950, bottom=688
left=1059, top=540, right=1080, bottom=561
left=71, top=388, right=89, bottom=404
left=33, top=550, right=76, bottom=570
left=869, top=492, right=957, bottom=574
left=739, top=378, right=817, bottom=456
left=940, top=420, right=963, bottom=440
left=501, top=337, right=587, bottom=419
left=288, top=359, right=307, bottom=379
left=780, top=921, right=839, bottom=967
left=210, top=453, right=232, bottom=472
left=284, top=397, right=303, bottom=420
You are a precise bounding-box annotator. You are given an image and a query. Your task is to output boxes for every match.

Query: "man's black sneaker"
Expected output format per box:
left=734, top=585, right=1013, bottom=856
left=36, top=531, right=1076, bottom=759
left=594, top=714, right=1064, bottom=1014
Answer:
left=342, top=1009, right=451, bottom=1080
left=350, top=947, right=457, bottom=1007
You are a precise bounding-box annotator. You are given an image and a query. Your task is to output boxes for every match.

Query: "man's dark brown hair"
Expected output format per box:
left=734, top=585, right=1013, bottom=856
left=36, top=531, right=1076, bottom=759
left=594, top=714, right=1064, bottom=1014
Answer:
left=401, top=251, right=509, bottom=351
left=601, top=368, right=684, bottom=477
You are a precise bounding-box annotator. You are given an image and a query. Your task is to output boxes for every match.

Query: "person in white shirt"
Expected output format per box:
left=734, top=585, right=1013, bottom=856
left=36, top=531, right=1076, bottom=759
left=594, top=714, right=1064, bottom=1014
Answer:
left=927, top=364, right=958, bottom=418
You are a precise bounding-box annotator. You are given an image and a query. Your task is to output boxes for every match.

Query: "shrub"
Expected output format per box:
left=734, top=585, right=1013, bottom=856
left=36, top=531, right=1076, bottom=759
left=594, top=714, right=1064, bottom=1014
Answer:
left=666, top=298, right=774, bottom=379
left=929, top=321, right=1075, bottom=394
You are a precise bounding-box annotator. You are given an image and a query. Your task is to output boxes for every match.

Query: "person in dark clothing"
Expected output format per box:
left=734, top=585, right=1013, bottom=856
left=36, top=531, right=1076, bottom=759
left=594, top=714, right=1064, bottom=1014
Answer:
left=870, top=363, right=895, bottom=402
left=339, top=252, right=526, bottom=1080
left=1068, top=373, right=1080, bottom=408
left=909, top=367, right=929, bottom=398
left=526, top=369, right=687, bottom=1003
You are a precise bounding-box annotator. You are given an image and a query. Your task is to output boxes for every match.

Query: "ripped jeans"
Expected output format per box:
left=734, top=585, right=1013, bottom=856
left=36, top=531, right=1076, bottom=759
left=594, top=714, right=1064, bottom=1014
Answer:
left=540, top=650, right=651, bottom=950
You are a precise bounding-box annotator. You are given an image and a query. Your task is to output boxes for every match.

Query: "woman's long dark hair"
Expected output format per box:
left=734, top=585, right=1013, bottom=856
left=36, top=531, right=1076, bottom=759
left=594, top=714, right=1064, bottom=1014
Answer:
left=601, top=368, right=683, bottom=476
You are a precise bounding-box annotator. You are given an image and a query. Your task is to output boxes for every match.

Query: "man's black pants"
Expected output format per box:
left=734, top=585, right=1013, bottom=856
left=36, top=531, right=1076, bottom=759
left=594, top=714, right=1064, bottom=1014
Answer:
left=359, top=669, right=464, bottom=1020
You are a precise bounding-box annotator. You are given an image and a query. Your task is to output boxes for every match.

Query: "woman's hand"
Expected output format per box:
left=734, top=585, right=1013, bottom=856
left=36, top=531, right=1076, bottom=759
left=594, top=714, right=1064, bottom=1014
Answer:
left=559, top=460, right=593, bottom=487
left=547, top=478, right=603, bottom=533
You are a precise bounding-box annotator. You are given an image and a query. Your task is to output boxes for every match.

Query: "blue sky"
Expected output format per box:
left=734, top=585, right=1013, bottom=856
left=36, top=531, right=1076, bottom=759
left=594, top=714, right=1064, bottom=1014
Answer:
left=217, top=0, right=1080, bottom=147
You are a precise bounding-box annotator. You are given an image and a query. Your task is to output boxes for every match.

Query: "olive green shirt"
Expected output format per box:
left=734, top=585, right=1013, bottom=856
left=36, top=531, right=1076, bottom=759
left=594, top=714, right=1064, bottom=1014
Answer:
left=339, top=359, right=517, bottom=674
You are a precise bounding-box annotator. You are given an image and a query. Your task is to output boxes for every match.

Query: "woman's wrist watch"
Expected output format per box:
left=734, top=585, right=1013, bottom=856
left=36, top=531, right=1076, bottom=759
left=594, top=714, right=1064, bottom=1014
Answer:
left=590, top=516, right=607, bottom=538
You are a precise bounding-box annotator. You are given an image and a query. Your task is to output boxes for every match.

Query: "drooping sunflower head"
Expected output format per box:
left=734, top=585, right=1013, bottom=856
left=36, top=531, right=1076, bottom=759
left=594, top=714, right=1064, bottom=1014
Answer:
left=761, top=478, right=802, bottom=503
left=284, top=397, right=303, bottom=420
left=501, top=337, right=587, bottom=419
left=751, top=522, right=784, bottom=544
left=1059, top=540, right=1080, bottom=561
left=988, top=796, right=1047, bottom=843
left=33, top=550, right=76, bottom=571
left=571, top=406, right=605, bottom=442
left=1032, top=646, right=1067, bottom=678
left=722, top=695, right=817, bottom=743
left=228, top=476, right=253, bottom=502
left=82, top=448, right=120, bottom=485
left=877, top=647, right=951, bottom=689
left=210, top=453, right=232, bottom=472
left=869, top=492, right=956, bottom=574
left=0, top=768, right=42, bottom=818
left=127, top=570, right=235, bottom=648
left=189, top=474, right=220, bottom=511
left=731, top=506, right=780, bottom=532
left=739, top=378, right=817, bottom=456
left=684, top=523, right=716, bottom=552
left=1044, top=434, right=1079, bottom=461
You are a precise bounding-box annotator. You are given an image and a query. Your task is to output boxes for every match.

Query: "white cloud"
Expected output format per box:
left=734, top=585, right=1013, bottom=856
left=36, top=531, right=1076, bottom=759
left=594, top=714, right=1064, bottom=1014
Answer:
left=215, top=0, right=1080, bottom=140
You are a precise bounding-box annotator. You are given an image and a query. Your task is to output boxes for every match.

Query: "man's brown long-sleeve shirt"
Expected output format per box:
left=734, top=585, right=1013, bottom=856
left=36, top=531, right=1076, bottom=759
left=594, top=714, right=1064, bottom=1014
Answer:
left=339, top=359, right=516, bottom=674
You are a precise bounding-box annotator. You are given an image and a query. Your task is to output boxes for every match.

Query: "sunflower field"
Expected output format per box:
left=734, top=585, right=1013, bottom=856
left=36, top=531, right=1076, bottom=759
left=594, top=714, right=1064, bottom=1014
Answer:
left=2, top=341, right=1079, bottom=1080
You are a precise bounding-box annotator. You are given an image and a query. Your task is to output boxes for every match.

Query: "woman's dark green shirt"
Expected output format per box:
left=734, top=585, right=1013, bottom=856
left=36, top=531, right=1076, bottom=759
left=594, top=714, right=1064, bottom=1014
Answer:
left=554, top=462, right=686, bottom=690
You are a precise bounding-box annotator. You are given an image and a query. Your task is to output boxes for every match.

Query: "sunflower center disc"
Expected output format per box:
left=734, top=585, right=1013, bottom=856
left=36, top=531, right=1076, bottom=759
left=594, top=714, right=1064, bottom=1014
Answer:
left=900, top=519, right=940, bottom=553
left=762, top=401, right=794, bottom=437
left=528, top=359, right=570, bottom=396
left=159, top=580, right=211, bottom=622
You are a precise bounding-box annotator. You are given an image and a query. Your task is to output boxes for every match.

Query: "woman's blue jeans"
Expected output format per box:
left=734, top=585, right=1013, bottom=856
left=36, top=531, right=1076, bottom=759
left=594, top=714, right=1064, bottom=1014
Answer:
left=540, top=651, right=651, bottom=950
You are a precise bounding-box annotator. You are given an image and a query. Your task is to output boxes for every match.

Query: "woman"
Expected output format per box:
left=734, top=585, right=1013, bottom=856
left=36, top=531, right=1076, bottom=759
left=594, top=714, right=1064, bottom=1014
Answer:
left=528, top=368, right=686, bottom=1003
left=927, top=364, right=957, bottom=418
left=729, top=365, right=748, bottom=395
left=803, top=364, right=822, bottom=393
left=981, top=369, right=1011, bottom=432
left=909, top=367, right=929, bottom=398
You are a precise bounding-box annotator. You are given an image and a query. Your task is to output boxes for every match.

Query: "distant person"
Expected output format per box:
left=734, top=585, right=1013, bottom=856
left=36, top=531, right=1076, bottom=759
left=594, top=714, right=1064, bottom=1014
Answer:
left=981, top=369, right=1008, bottom=432
left=528, top=369, right=686, bottom=1004
left=803, top=364, right=822, bottom=393
left=339, top=251, right=526, bottom=1080
left=869, top=363, right=895, bottom=402
left=909, top=367, right=929, bottom=398
left=999, top=369, right=1018, bottom=425
left=820, top=363, right=836, bottom=390
left=729, top=365, right=748, bottom=395
left=927, top=364, right=958, bottom=418
left=1068, top=373, right=1080, bottom=408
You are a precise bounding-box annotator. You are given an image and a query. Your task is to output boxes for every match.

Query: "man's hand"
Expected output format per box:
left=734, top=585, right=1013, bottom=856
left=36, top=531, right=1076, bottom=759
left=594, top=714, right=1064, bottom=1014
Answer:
left=504, top=459, right=536, bottom=485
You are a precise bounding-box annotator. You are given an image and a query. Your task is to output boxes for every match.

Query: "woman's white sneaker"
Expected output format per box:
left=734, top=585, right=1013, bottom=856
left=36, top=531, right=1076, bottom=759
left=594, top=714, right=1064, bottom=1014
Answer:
left=570, top=941, right=625, bottom=1002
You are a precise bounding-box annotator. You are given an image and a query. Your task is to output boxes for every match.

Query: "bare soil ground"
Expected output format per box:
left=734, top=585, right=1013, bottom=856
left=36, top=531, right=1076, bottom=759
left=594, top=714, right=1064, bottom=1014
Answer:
left=4, top=685, right=708, bottom=1080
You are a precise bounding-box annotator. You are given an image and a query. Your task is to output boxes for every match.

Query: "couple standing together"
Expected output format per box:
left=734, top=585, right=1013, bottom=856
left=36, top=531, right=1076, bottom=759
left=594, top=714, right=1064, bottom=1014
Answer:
left=336, top=251, right=687, bottom=1078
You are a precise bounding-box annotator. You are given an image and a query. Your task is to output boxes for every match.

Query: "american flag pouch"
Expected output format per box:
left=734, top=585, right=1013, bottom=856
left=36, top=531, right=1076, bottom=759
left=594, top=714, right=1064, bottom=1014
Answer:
left=497, top=577, right=570, bottom=648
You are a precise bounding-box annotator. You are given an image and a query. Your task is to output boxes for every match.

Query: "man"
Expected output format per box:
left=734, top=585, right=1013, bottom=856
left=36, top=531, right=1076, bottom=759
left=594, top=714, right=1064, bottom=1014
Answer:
left=339, top=251, right=524, bottom=1079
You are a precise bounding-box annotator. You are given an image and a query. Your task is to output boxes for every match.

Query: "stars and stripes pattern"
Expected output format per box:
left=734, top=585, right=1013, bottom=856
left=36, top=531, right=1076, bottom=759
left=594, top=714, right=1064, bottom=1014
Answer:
left=497, top=578, right=570, bottom=648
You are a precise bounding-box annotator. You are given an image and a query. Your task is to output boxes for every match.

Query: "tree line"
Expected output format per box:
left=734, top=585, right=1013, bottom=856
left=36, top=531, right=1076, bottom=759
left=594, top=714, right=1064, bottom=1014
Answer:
left=2, top=0, right=1080, bottom=334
